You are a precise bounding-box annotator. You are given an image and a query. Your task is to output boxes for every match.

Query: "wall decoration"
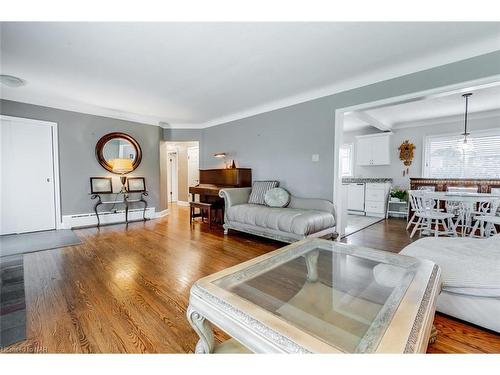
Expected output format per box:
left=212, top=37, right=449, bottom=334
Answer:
left=127, top=177, right=146, bottom=193
left=398, top=140, right=416, bottom=176
left=90, top=177, right=113, bottom=194
left=95, top=132, right=142, bottom=173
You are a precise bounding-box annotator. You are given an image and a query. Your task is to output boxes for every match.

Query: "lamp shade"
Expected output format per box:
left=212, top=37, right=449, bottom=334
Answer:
left=213, top=152, right=227, bottom=158
left=111, top=158, right=133, bottom=174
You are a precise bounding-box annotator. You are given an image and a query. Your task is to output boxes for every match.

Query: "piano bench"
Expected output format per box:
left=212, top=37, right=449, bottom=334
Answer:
left=190, top=202, right=223, bottom=228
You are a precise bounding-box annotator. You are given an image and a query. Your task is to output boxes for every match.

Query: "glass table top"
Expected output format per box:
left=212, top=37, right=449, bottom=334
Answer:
left=211, top=241, right=419, bottom=353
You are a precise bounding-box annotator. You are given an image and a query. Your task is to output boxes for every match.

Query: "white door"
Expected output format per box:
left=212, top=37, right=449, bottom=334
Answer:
left=187, top=146, right=199, bottom=202
left=1, top=117, right=57, bottom=234
left=166, top=151, right=178, bottom=202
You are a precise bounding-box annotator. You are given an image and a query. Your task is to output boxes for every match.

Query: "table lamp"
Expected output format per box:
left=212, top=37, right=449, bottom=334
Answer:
left=213, top=152, right=227, bottom=168
left=112, top=158, right=134, bottom=193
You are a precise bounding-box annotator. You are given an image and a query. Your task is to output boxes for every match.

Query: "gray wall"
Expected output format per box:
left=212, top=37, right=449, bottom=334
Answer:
left=202, top=98, right=335, bottom=198
left=2, top=50, right=499, bottom=215
left=201, top=50, right=500, bottom=200
left=0, top=99, right=162, bottom=216
left=343, top=115, right=500, bottom=189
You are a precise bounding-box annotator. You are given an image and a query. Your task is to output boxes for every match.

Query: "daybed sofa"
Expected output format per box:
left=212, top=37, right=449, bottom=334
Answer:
left=219, top=187, right=337, bottom=243
left=401, top=235, right=500, bottom=332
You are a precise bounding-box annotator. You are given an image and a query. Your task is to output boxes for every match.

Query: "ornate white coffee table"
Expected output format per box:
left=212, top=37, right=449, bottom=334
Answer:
left=187, top=238, right=441, bottom=353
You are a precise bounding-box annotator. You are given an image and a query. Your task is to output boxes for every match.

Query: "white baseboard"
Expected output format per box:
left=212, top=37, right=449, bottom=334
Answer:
left=365, top=212, right=386, bottom=218
left=155, top=209, right=169, bottom=218
left=176, top=201, right=190, bottom=206
left=61, top=207, right=166, bottom=229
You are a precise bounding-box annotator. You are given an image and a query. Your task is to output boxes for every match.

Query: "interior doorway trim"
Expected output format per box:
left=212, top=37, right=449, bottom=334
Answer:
left=332, top=74, right=500, bottom=238
left=0, top=115, right=62, bottom=230
left=167, top=149, right=179, bottom=203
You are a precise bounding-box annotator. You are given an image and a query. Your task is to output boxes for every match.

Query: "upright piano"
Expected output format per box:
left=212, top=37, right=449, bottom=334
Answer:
left=189, top=168, right=252, bottom=205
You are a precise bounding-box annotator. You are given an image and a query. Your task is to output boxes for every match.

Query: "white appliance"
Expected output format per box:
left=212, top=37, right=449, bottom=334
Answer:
left=347, top=183, right=365, bottom=214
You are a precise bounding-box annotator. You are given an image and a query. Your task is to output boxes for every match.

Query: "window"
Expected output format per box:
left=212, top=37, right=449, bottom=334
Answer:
left=423, top=129, right=500, bottom=178
left=340, top=143, right=354, bottom=177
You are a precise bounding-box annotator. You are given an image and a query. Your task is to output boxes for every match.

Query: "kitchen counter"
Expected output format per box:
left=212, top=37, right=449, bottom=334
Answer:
left=342, top=177, right=393, bottom=184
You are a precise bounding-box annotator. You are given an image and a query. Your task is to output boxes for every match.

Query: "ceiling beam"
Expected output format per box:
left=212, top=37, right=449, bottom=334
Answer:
left=351, top=111, right=391, bottom=131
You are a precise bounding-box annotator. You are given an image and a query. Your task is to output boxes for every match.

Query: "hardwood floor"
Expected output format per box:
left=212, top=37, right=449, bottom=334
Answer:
left=2, top=205, right=499, bottom=353
left=342, top=217, right=418, bottom=253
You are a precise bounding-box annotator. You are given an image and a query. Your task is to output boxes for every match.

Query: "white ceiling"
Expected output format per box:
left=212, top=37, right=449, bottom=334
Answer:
left=1, top=22, right=500, bottom=128
left=344, top=82, right=500, bottom=132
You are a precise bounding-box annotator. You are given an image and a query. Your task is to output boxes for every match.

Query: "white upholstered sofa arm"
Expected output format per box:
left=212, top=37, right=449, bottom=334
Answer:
left=219, top=188, right=252, bottom=209
left=288, top=196, right=337, bottom=224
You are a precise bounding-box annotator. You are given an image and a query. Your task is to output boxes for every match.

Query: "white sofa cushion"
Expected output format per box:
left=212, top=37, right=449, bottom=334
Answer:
left=401, top=235, right=500, bottom=297
left=264, top=187, right=290, bottom=207
left=226, top=204, right=335, bottom=236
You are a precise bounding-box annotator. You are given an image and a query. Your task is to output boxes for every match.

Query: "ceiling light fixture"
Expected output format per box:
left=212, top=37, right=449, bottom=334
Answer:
left=460, top=93, right=474, bottom=152
left=0, top=75, right=26, bottom=88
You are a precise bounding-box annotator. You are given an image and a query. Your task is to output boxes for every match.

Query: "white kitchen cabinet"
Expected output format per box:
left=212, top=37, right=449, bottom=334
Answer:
left=365, top=182, right=391, bottom=217
left=355, top=133, right=392, bottom=166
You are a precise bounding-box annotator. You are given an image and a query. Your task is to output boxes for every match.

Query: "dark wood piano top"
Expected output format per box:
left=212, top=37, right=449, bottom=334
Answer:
left=189, top=168, right=252, bottom=200
left=189, top=184, right=234, bottom=196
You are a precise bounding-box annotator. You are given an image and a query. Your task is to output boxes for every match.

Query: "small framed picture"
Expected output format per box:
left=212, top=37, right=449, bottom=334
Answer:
left=127, top=177, right=146, bottom=192
left=90, top=177, right=113, bottom=194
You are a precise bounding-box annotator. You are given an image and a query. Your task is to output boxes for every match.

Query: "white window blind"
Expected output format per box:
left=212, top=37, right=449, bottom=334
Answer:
left=340, top=143, right=354, bottom=177
left=423, top=129, right=500, bottom=179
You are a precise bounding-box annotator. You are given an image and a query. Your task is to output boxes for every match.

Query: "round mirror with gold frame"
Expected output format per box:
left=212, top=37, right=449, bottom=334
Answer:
left=95, top=132, right=142, bottom=173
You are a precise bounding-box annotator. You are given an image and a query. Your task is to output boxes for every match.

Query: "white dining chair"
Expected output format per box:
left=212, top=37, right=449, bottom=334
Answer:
left=406, top=187, right=436, bottom=229
left=445, top=186, right=479, bottom=236
left=470, top=198, right=500, bottom=238
left=408, top=190, right=457, bottom=238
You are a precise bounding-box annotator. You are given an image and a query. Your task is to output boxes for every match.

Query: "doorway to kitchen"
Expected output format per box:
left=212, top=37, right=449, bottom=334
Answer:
left=334, top=74, right=500, bottom=238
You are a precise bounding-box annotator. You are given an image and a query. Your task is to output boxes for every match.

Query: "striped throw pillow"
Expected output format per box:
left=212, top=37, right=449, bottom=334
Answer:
left=248, top=181, right=279, bottom=205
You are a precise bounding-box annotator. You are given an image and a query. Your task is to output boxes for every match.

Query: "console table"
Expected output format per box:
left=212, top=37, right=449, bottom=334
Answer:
left=90, top=192, right=149, bottom=227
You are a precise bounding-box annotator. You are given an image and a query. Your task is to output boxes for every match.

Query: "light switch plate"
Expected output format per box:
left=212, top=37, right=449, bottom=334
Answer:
left=312, top=154, right=320, bottom=162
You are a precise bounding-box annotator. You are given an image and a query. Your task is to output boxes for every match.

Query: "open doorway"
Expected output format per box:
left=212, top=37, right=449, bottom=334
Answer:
left=165, top=141, right=200, bottom=206
left=334, top=75, right=500, bottom=239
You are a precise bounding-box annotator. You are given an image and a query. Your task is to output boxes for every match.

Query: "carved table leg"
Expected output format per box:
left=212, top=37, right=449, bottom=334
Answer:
left=187, top=305, right=215, bottom=353
left=428, top=325, right=438, bottom=345
left=304, top=249, right=319, bottom=282
left=91, top=194, right=102, bottom=227
left=141, top=192, right=149, bottom=221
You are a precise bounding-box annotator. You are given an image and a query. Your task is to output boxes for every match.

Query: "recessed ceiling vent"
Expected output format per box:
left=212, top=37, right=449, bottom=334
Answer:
left=0, top=75, right=26, bottom=87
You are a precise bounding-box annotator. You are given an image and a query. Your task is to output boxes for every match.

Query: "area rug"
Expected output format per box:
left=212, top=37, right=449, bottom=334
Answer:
left=0, top=229, right=82, bottom=258
left=0, top=255, right=26, bottom=348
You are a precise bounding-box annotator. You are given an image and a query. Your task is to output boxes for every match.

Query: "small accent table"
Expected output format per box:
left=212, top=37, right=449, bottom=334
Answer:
left=187, top=238, right=441, bottom=353
left=386, top=200, right=409, bottom=219
left=90, top=191, right=149, bottom=227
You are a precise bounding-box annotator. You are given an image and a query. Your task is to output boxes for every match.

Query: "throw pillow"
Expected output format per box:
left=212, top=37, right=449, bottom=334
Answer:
left=264, top=187, right=290, bottom=208
left=248, top=180, right=279, bottom=205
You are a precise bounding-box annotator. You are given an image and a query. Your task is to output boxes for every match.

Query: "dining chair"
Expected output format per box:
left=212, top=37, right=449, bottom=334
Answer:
left=407, top=190, right=456, bottom=238
left=445, top=186, right=479, bottom=236
left=470, top=198, right=500, bottom=238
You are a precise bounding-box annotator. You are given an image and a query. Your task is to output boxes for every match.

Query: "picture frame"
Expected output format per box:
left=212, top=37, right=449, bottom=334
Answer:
left=90, top=177, right=113, bottom=194
left=127, top=177, right=146, bottom=193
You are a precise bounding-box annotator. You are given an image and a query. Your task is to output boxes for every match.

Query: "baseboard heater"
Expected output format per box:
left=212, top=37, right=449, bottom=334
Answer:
left=62, top=207, right=156, bottom=229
